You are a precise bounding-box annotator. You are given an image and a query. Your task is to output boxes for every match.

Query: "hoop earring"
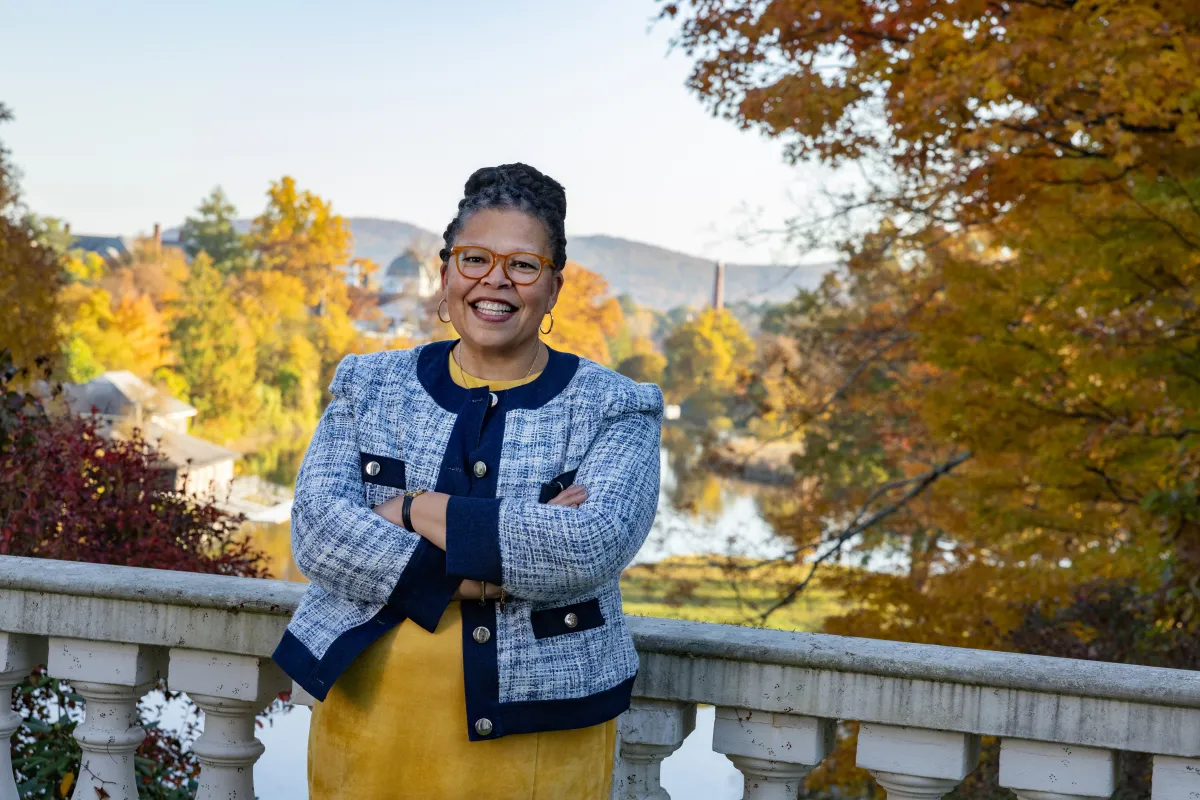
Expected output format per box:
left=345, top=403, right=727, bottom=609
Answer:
left=437, top=298, right=450, bottom=324
left=540, top=310, right=554, bottom=335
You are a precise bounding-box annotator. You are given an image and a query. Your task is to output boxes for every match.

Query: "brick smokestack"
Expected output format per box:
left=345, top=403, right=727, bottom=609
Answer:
left=712, top=260, right=726, bottom=310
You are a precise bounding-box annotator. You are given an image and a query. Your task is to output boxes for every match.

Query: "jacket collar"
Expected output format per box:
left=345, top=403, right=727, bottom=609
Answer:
left=417, top=339, right=579, bottom=413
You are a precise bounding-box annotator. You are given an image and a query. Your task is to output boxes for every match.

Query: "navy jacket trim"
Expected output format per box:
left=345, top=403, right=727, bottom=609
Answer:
left=272, top=604, right=403, bottom=702
left=531, top=597, right=605, bottom=639
left=460, top=599, right=501, bottom=740
left=417, top=339, right=580, bottom=413
left=359, top=452, right=406, bottom=488
left=444, top=497, right=502, bottom=583
left=387, top=538, right=460, bottom=633
left=498, top=674, right=636, bottom=739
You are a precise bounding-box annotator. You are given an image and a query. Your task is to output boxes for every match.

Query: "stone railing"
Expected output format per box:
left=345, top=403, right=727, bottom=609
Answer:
left=3, top=556, right=1200, bottom=800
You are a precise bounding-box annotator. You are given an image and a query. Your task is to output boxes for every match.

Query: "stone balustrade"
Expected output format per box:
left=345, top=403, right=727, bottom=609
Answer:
left=2, top=555, right=1200, bottom=800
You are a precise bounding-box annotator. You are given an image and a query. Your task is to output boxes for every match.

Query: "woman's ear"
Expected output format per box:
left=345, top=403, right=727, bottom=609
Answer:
left=440, top=262, right=448, bottom=292
left=546, top=268, right=565, bottom=312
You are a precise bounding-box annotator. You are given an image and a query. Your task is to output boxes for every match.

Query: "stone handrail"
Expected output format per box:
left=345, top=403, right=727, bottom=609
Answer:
left=2, top=555, right=1198, bottom=800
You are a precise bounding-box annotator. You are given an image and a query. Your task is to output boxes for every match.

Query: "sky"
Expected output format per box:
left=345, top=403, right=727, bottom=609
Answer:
left=1, top=0, right=836, bottom=264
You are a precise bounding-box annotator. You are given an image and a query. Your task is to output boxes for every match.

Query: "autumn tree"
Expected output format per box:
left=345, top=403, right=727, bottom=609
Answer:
left=663, top=0, right=1200, bottom=618
left=664, top=4, right=1200, bottom=791
left=58, top=249, right=175, bottom=383
left=661, top=307, right=753, bottom=402
left=616, top=351, right=666, bottom=385
left=170, top=252, right=260, bottom=439
left=0, top=104, right=63, bottom=373
left=248, top=176, right=352, bottom=306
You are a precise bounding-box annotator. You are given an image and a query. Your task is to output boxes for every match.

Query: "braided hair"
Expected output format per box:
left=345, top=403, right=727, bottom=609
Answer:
left=439, top=163, right=568, bottom=271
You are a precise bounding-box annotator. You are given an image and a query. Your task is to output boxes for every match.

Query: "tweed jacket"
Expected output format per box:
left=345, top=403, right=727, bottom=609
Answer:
left=272, top=339, right=664, bottom=741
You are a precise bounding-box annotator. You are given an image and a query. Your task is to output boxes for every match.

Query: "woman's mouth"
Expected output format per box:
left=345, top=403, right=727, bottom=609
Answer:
left=470, top=299, right=518, bottom=323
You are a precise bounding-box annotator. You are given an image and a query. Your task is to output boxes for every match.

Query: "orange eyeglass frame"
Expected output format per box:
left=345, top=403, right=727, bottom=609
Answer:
left=449, top=245, right=555, bottom=285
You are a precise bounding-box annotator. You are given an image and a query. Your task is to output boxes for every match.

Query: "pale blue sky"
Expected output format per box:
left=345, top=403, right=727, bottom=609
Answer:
left=2, top=0, right=832, bottom=263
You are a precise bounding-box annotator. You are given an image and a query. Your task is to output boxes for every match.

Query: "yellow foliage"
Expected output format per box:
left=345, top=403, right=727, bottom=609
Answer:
left=540, top=262, right=624, bottom=365
left=662, top=308, right=753, bottom=401
left=248, top=176, right=353, bottom=306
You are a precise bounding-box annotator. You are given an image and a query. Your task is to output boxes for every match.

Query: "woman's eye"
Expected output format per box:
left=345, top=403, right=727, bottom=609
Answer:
left=511, top=260, right=538, bottom=272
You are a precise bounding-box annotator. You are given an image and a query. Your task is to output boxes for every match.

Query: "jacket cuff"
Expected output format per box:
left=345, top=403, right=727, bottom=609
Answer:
left=387, top=538, right=459, bottom=632
left=445, top=496, right=503, bottom=584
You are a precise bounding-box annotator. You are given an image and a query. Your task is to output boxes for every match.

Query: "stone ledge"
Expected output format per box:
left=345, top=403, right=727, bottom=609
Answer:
left=6, top=557, right=1200, bottom=716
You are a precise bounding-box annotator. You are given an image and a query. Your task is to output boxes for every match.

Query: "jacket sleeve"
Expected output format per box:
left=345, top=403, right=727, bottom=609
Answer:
left=443, top=382, right=663, bottom=602
left=291, top=352, right=460, bottom=631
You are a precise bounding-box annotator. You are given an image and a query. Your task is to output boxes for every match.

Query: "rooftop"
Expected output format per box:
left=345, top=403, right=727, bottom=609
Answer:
left=65, top=371, right=196, bottom=419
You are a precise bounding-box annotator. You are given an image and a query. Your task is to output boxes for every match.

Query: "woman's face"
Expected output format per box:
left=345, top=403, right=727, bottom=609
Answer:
left=441, top=207, right=563, bottom=355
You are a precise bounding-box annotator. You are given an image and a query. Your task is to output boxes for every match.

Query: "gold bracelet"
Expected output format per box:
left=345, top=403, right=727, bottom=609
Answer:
left=479, top=580, right=488, bottom=605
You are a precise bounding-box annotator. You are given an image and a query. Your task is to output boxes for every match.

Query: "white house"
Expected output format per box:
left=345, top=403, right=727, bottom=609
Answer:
left=64, top=371, right=238, bottom=499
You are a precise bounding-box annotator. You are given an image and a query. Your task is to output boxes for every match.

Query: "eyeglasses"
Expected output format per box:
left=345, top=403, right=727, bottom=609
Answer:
left=449, top=245, right=554, bottom=286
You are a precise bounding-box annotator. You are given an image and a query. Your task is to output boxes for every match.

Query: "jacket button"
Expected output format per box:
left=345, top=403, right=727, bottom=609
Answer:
left=473, top=461, right=488, bottom=478
left=564, top=612, right=578, bottom=628
left=472, top=626, right=490, bottom=644
left=365, top=461, right=381, bottom=476
left=474, top=718, right=493, bottom=736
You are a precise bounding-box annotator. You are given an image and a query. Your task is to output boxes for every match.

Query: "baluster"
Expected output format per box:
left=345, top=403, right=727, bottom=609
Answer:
left=2, top=633, right=47, bottom=800
left=999, top=739, right=1116, bottom=800
left=289, top=680, right=317, bottom=708
left=47, top=638, right=165, bottom=800
left=712, top=707, right=835, bottom=800
left=610, top=698, right=696, bottom=800
left=1152, top=755, right=1200, bottom=800
left=857, top=723, right=981, bottom=800
left=168, top=648, right=289, bottom=800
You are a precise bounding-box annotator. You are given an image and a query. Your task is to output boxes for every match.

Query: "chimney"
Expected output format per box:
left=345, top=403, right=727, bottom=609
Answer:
left=713, top=260, right=726, bottom=310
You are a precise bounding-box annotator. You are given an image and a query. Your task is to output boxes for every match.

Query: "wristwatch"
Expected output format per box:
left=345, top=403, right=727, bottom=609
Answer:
left=400, top=489, right=427, bottom=532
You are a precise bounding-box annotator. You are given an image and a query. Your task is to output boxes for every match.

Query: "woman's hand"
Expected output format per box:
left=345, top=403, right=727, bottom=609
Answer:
left=548, top=484, right=587, bottom=508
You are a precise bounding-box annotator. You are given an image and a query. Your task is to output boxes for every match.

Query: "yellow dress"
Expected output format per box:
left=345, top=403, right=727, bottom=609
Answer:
left=307, top=351, right=618, bottom=800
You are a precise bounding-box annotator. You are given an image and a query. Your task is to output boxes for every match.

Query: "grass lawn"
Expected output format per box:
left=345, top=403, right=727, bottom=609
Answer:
left=620, top=555, right=846, bottom=632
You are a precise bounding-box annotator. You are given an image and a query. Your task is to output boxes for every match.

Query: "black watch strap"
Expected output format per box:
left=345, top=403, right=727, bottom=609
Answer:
left=401, top=493, right=416, bottom=532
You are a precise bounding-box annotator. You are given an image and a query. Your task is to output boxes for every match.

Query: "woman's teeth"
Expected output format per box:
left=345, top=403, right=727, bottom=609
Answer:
left=472, top=301, right=516, bottom=317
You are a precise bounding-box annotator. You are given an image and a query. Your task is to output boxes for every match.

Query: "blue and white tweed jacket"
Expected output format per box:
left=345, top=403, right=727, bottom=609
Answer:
left=272, top=339, right=664, bottom=741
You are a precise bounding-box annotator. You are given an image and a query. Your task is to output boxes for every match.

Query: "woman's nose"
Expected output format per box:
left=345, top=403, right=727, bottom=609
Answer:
left=480, top=262, right=512, bottom=288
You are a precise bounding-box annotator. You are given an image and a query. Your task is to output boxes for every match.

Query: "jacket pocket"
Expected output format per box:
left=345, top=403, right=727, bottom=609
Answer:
left=360, top=453, right=405, bottom=508
left=360, top=452, right=406, bottom=489
left=538, top=468, right=578, bottom=504
left=530, top=597, right=604, bottom=639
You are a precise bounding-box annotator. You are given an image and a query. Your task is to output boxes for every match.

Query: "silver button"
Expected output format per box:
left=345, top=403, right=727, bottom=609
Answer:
left=472, top=626, right=490, bottom=644
left=564, top=612, right=578, bottom=628
left=474, top=718, right=493, bottom=736
left=473, top=461, right=488, bottom=478
left=489, top=392, right=498, bottom=407
left=364, top=461, right=381, bottom=476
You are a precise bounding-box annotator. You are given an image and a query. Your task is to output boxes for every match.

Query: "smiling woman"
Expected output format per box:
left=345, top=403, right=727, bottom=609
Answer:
left=274, top=164, right=666, bottom=800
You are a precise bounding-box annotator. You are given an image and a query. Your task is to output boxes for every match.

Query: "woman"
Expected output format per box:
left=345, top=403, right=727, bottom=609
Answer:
left=272, top=163, right=664, bottom=798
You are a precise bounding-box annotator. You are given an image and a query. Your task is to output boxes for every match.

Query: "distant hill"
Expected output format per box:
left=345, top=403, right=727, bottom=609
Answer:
left=170, top=217, right=828, bottom=311
left=564, top=234, right=826, bottom=310
left=347, top=218, right=441, bottom=267
left=343, top=219, right=828, bottom=311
